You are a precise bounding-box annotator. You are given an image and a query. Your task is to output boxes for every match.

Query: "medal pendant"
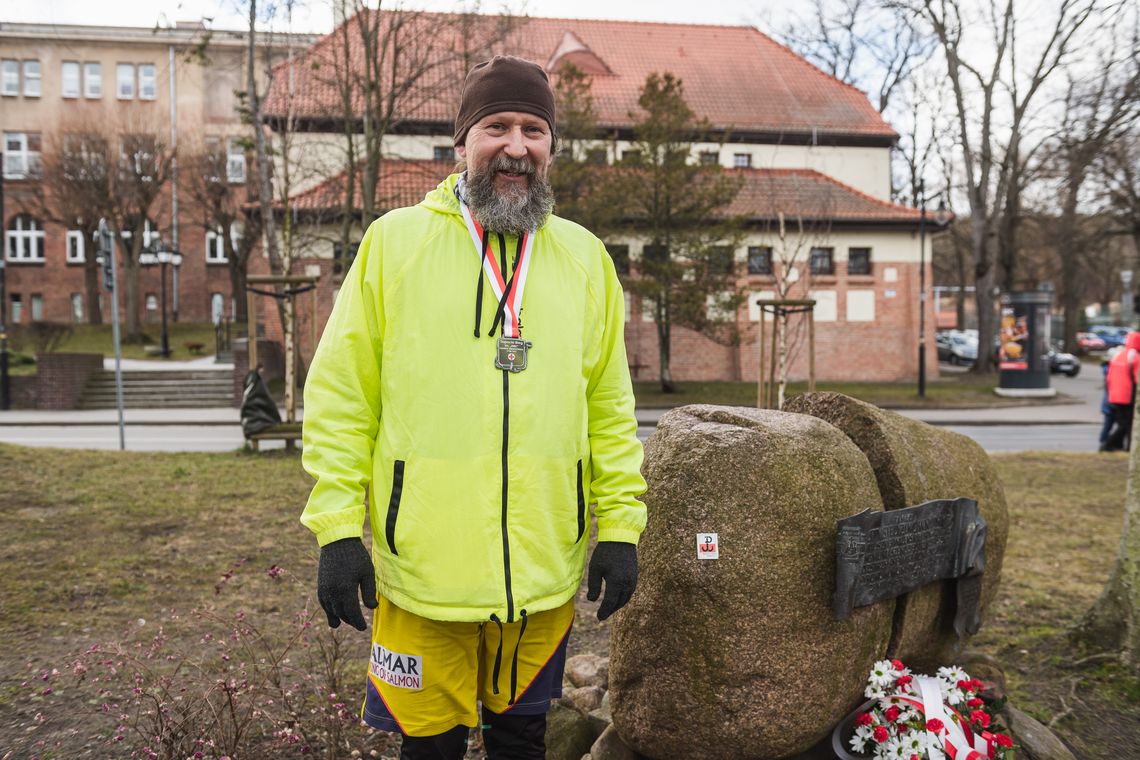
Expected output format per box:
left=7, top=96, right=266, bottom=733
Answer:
left=495, top=336, right=532, bottom=372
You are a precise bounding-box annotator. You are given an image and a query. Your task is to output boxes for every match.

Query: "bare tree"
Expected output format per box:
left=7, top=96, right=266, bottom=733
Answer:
left=1048, top=43, right=1140, bottom=349
left=890, top=0, right=1101, bottom=373
left=181, top=137, right=264, bottom=322
left=32, top=117, right=115, bottom=325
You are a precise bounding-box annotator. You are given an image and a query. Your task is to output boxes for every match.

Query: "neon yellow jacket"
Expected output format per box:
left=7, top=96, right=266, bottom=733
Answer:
left=301, top=174, right=646, bottom=623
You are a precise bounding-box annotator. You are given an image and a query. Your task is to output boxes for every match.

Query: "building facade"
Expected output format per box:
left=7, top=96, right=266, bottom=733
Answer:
left=254, top=12, right=939, bottom=383
left=0, top=21, right=316, bottom=331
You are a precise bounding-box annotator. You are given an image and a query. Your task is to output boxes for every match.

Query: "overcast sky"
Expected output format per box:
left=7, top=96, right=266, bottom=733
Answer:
left=7, top=0, right=798, bottom=34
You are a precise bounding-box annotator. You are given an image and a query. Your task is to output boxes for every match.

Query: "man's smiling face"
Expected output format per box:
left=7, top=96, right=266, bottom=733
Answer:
left=458, top=111, right=554, bottom=200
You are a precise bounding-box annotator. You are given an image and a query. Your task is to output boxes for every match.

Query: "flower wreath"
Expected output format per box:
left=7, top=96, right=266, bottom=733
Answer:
left=849, top=659, right=1016, bottom=760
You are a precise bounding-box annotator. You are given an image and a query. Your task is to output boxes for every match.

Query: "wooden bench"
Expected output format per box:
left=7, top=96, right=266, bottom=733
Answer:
left=247, top=422, right=303, bottom=452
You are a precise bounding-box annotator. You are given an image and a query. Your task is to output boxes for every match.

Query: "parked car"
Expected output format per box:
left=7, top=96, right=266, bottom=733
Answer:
left=1075, top=332, right=1107, bottom=352
left=1090, top=325, right=1128, bottom=349
left=936, top=330, right=977, bottom=365
left=1048, top=349, right=1080, bottom=377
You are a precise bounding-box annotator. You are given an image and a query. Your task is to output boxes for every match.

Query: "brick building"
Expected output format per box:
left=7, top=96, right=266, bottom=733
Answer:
left=0, top=21, right=316, bottom=330
left=254, top=12, right=941, bottom=384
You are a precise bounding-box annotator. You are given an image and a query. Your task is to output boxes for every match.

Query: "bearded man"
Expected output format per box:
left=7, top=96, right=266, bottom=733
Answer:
left=300, top=55, right=647, bottom=760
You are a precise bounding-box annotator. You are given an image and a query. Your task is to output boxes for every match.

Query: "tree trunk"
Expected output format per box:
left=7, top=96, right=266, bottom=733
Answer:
left=971, top=214, right=998, bottom=374
left=229, top=261, right=248, bottom=323
left=1073, top=387, right=1140, bottom=661
left=656, top=303, right=674, bottom=393
left=84, top=251, right=103, bottom=326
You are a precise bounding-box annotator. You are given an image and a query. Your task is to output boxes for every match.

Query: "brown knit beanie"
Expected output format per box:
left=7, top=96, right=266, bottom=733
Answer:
left=453, top=56, right=557, bottom=146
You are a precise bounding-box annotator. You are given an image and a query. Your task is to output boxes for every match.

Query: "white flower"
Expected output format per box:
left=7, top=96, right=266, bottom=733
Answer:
left=885, top=735, right=909, bottom=758
left=865, top=683, right=887, bottom=699
left=898, top=731, right=925, bottom=755
left=850, top=733, right=869, bottom=754
left=944, top=687, right=966, bottom=706
left=870, top=659, right=900, bottom=687
left=937, top=665, right=968, bottom=684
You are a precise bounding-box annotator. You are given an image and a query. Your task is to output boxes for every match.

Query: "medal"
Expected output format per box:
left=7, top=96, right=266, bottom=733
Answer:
left=496, top=336, right=533, bottom=372
left=457, top=176, right=537, bottom=371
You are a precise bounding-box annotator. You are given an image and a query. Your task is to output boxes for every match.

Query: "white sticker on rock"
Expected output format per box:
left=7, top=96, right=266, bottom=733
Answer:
left=697, top=533, right=719, bottom=560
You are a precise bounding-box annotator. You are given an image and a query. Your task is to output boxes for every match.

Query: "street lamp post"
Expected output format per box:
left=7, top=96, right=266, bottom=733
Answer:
left=918, top=181, right=928, bottom=398
left=142, top=240, right=182, bottom=358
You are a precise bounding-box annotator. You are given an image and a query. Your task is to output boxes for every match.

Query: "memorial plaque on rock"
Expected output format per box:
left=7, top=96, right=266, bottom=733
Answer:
left=834, top=497, right=986, bottom=637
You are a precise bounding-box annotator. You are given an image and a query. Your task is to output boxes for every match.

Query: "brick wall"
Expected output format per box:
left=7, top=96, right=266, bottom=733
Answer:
left=9, top=375, right=38, bottom=409
left=232, top=338, right=287, bottom=408
left=33, top=352, right=104, bottom=409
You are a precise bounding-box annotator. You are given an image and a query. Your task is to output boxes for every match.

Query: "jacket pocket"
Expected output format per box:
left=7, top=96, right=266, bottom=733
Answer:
left=385, top=460, right=405, bottom=555
left=576, top=459, right=586, bottom=543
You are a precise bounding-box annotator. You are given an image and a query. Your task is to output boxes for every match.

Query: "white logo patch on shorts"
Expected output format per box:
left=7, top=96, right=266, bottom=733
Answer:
left=370, top=643, right=423, bottom=690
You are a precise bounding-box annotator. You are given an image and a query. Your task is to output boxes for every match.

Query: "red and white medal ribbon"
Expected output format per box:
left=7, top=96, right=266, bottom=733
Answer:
left=456, top=177, right=535, bottom=339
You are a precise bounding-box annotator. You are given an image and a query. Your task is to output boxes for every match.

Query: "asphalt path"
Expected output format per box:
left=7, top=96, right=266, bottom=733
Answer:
left=0, top=360, right=1109, bottom=453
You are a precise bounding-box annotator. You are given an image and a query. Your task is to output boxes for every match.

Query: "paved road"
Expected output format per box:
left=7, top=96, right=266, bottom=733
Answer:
left=0, top=360, right=1109, bottom=453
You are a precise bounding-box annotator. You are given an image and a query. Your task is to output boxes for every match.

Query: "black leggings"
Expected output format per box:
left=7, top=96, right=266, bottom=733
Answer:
left=399, top=710, right=546, bottom=760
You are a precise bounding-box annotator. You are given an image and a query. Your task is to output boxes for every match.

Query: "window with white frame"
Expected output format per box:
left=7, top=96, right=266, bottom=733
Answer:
left=206, top=225, right=230, bottom=263
left=71, top=293, right=84, bottom=323
left=121, top=218, right=159, bottom=249
left=30, top=294, right=44, bottom=321
left=23, top=61, right=41, bottom=97
left=121, top=134, right=157, bottom=181
left=84, top=62, right=102, bottom=98
left=138, top=64, right=156, bottom=100
left=5, top=132, right=44, bottom=179
left=116, top=63, right=134, bottom=99
left=733, top=153, right=752, bottom=168
left=61, top=61, right=80, bottom=98
left=6, top=215, right=46, bottom=262
left=145, top=293, right=158, bottom=318
left=67, top=230, right=86, bottom=263
left=226, top=138, right=245, bottom=183
left=1, top=60, right=18, bottom=96
left=211, top=293, right=225, bottom=325
left=10, top=294, right=22, bottom=324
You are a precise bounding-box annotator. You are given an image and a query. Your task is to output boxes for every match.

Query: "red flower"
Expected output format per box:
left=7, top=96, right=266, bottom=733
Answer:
left=970, top=710, right=991, bottom=728
left=897, top=675, right=913, bottom=687
left=910, top=755, right=921, bottom=760
left=970, top=679, right=986, bottom=692
left=994, top=733, right=1014, bottom=748
left=926, top=718, right=944, bottom=733
left=957, top=679, right=971, bottom=691
left=885, top=705, right=902, bottom=722
left=891, top=659, right=905, bottom=670
left=855, top=712, right=874, bottom=727
left=873, top=726, right=889, bottom=743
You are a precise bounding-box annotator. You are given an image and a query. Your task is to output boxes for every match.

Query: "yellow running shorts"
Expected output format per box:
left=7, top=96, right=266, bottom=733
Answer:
left=361, top=596, right=575, bottom=737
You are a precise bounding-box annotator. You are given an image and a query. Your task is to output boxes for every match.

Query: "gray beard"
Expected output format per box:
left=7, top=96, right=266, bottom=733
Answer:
left=464, top=155, right=554, bottom=235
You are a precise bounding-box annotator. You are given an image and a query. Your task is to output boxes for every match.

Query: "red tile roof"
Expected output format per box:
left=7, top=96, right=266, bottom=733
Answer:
left=265, top=12, right=896, bottom=143
left=287, top=162, right=922, bottom=226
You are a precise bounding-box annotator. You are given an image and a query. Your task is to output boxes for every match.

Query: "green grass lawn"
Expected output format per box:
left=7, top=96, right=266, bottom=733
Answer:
left=7, top=321, right=232, bottom=363
left=0, top=444, right=1136, bottom=756
left=634, top=373, right=1012, bottom=409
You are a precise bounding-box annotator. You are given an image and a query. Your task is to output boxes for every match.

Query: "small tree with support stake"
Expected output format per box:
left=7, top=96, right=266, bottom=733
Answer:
left=756, top=298, right=816, bottom=410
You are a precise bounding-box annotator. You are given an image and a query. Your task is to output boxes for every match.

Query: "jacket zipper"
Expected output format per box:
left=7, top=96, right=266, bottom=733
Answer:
left=497, top=234, right=515, bottom=624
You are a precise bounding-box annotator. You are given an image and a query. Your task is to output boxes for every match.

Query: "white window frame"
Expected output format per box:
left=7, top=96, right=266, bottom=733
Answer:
left=30, top=294, right=44, bottom=321
left=205, top=225, right=229, bottom=263
left=138, top=64, right=156, bottom=100
left=121, top=134, right=157, bottom=182
left=1, top=60, right=18, bottom=96
left=116, top=63, right=134, bottom=99
left=6, top=215, right=46, bottom=262
left=10, top=295, right=22, bottom=325
left=120, top=218, right=160, bottom=249
left=225, top=138, right=245, bottom=183
left=61, top=61, right=80, bottom=98
left=23, top=60, right=41, bottom=97
left=733, top=153, right=752, bottom=169
left=71, top=293, right=84, bottom=323
left=67, top=230, right=86, bottom=263
left=84, top=62, right=102, bottom=98
left=4, top=132, right=29, bottom=179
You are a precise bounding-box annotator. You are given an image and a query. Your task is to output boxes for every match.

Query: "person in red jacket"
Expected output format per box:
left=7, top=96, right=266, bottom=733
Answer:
left=1102, top=331, right=1140, bottom=451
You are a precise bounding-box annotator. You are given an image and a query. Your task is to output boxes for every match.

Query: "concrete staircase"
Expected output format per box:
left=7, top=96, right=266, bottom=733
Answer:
left=78, top=368, right=235, bottom=409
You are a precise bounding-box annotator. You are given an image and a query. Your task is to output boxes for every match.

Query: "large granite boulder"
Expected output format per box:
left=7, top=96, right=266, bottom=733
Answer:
left=784, top=392, right=1009, bottom=671
left=609, top=405, right=893, bottom=760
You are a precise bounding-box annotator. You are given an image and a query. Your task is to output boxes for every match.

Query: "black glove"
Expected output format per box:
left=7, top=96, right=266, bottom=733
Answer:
left=586, top=541, right=638, bottom=621
left=317, top=538, right=378, bottom=631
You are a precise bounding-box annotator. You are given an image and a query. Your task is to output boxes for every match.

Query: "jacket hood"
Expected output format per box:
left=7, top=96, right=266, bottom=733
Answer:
left=420, top=173, right=464, bottom=217
left=1127, top=331, right=1140, bottom=351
